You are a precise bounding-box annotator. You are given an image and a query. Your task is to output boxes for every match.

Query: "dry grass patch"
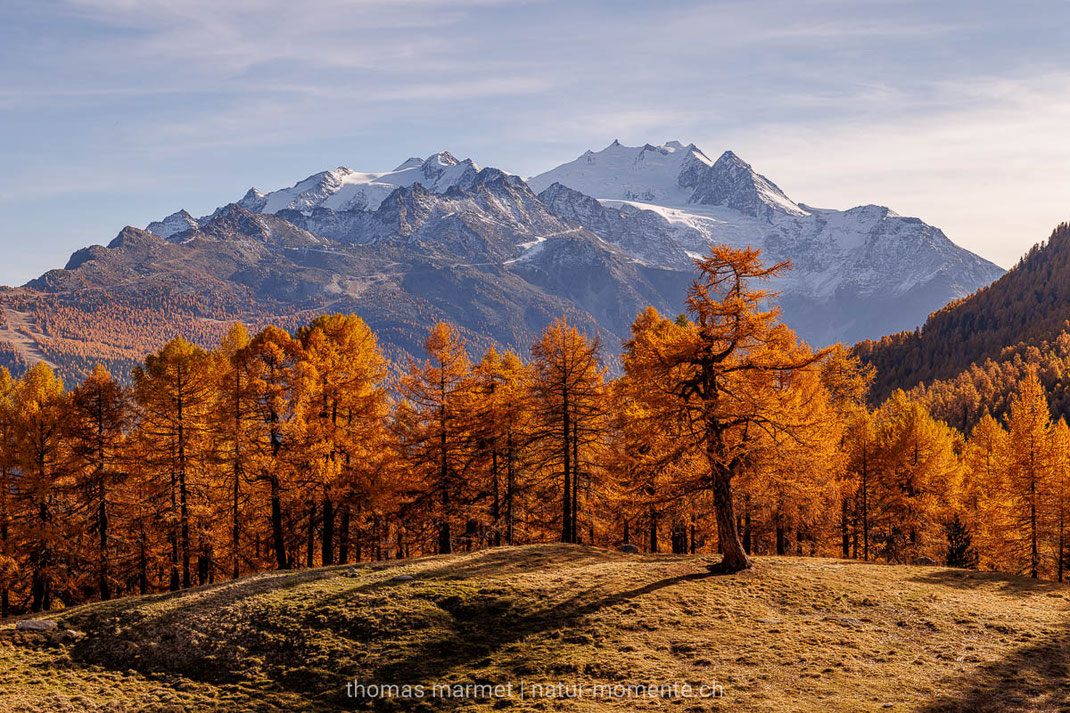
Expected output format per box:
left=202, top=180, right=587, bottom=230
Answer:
left=1, top=545, right=1067, bottom=712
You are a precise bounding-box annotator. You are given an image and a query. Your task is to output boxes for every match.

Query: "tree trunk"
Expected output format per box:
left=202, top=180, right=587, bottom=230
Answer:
left=306, top=500, right=317, bottom=568
left=139, top=528, right=148, bottom=595
left=169, top=459, right=180, bottom=591
left=339, top=506, right=350, bottom=564
left=438, top=404, right=452, bottom=555
left=177, top=390, right=191, bottom=590
left=561, top=383, right=572, bottom=543
left=742, top=500, right=752, bottom=555
left=231, top=462, right=241, bottom=580
left=571, top=423, right=579, bottom=543
left=271, top=478, right=288, bottom=569
left=491, top=449, right=501, bottom=547
left=840, top=497, right=849, bottom=558
left=99, top=492, right=110, bottom=600
left=505, top=432, right=516, bottom=545
left=321, top=495, right=334, bottom=566
left=0, top=469, right=7, bottom=617
left=710, top=466, right=750, bottom=571
left=862, top=444, right=869, bottom=561
left=648, top=506, right=658, bottom=553
left=1031, top=476, right=1039, bottom=579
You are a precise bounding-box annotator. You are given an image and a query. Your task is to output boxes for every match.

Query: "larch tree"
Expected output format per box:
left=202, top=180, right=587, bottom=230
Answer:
left=964, top=414, right=1011, bottom=571
left=213, top=323, right=256, bottom=579
left=843, top=409, right=876, bottom=559
left=11, top=363, right=69, bottom=611
left=1003, top=371, right=1053, bottom=578
left=133, top=338, right=215, bottom=589
left=396, top=323, right=474, bottom=555
left=1051, top=418, right=1070, bottom=581
left=622, top=248, right=827, bottom=572
left=819, top=345, right=875, bottom=558
left=298, top=314, right=390, bottom=565
left=471, top=348, right=535, bottom=546
left=531, top=318, right=605, bottom=545
left=66, top=364, right=129, bottom=600
left=870, top=391, right=962, bottom=562
left=243, top=326, right=310, bottom=570
left=0, top=367, right=15, bottom=616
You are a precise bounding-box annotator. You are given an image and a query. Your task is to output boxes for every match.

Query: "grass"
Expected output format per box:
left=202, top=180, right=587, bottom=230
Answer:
left=1, top=544, right=1068, bottom=712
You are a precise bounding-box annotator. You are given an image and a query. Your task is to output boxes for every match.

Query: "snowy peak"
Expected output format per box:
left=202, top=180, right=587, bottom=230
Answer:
left=528, top=140, right=716, bottom=204
left=689, top=150, right=807, bottom=217
left=393, top=157, right=425, bottom=171
left=527, top=140, right=802, bottom=217
left=222, top=152, right=485, bottom=217
left=145, top=209, right=199, bottom=239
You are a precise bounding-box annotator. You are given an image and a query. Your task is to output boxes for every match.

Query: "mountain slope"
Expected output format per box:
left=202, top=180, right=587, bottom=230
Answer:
left=3, top=544, right=1068, bottom=713
left=857, top=222, right=1070, bottom=401
left=530, top=141, right=1004, bottom=346
left=0, top=143, right=1005, bottom=384
left=1, top=170, right=691, bottom=384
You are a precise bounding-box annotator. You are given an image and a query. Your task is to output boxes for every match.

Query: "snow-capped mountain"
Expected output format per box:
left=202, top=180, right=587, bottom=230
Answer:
left=129, top=141, right=1004, bottom=352
left=528, top=141, right=1005, bottom=344
left=235, top=152, right=483, bottom=215
left=146, top=209, right=199, bottom=240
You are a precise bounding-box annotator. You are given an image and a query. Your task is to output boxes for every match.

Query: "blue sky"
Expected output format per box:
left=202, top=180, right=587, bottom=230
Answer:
left=2, top=0, right=1069, bottom=285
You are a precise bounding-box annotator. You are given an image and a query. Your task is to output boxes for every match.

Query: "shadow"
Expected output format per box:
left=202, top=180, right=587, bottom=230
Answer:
left=917, top=617, right=1070, bottom=712
left=908, top=567, right=1070, bottom=596
left=898, top=567, right=1070, bottom=712
left=54, top=543, right=705, bottom=709
left=358, top=562, right=720, bottom=707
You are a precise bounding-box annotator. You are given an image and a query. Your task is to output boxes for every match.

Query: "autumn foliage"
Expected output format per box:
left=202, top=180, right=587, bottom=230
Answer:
left=1, top=245, right=1067, bottom=614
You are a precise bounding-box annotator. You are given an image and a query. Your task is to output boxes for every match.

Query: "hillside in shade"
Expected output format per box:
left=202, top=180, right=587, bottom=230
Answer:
left=857, top=222, right=1070, bottom=403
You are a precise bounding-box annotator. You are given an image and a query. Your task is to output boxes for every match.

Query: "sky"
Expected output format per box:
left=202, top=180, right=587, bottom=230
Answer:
left=1, top=0, right=1069, bottom=286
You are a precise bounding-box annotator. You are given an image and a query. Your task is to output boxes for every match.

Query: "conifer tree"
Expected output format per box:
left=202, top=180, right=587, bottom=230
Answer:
left=0, top=367, right=15, bottom=615
left=133, top=338, right=215, bottom=589
left=396, top=323, right=474, bottom=554
left=67, top=364, right=129, bottom=600
left=298, top=314, right=390, bottom=565
left=243, top=326, right=309, bottom=570
left=11, top=363, right=68, bottom=610
left=1003, top=371, right=1054, bottom=578
left=531, top=318, right=605, bottom=544
left=622, top=248, right=826, bottom=572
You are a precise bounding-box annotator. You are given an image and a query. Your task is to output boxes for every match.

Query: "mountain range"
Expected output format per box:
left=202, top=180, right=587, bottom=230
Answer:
left=0, top=142, right=1004, bottom=383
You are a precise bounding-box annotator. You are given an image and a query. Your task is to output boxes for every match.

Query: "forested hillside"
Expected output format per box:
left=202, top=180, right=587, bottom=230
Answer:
left=857, top=223, right=1070, bottom=400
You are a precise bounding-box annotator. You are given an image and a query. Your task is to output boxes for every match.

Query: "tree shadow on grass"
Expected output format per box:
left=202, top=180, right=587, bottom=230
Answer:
left=55, top=544, right=611, bottom=633
left=916, top=618, right=1070, bottom=712
left=907, top=568, right=1070, bottom=712
left=52, top=544, right=676, bottom=708
left=908, top=567, right=1070, bottom=596
left=355, top=567, right=719, bottom=707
